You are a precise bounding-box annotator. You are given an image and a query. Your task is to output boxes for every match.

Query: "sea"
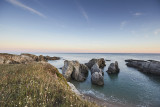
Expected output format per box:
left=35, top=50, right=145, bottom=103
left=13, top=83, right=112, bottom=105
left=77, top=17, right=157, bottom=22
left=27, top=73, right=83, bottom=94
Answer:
left=37, top=53, right=160, bottom=107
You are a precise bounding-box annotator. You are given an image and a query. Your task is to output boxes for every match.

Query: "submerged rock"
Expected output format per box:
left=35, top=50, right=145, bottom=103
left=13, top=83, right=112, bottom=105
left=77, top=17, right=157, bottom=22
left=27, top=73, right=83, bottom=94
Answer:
left=62, top=60, right=88, bottom=81
left=107, top=61, right=120, bottom=74
left=125, top=59, right=160, bottom=75
left=91, top=72, right=104, bottom=86
left=85, top=58, right=106, bottom=69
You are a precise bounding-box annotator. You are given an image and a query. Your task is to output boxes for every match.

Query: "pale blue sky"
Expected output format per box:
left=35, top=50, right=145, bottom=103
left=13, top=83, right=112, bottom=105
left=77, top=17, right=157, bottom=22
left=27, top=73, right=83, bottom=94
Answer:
left=0, top=0, right=160, bottom=53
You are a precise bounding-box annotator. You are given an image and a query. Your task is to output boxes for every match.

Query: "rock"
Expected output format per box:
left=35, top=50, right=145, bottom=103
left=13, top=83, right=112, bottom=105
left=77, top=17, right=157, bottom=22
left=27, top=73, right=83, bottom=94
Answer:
left=72, top=64, right=88, bottom=81
left=107, top=61, right=120, bottom=74
left=20, top=53, right=39, bottom=61
left=0, top=53, right=60, bottom=64
left=0, top=53, right=34, bottom=64
left=67, top=82, right=82, bottom=95
left=0, top=57, right=4, bottom=64
left=62, top=60, right=74, bottom=80
left=85, top=58, right=106, bottom=69
left=59, top=67, right=63, bottom=69
left=62, top=60, right=88, bottom=81
left=91, top=72, right=104, bottom=86
left=38, top=55, right=46, bottom=61
left=91, top=63, right=104, bottom=75
left=21, top=53, right=60, bottom=62
left=125, top=59, right=160, bottom=75
left=106, top=60, right=111, bottom=61
left=90, top=63, right=104, bottom=86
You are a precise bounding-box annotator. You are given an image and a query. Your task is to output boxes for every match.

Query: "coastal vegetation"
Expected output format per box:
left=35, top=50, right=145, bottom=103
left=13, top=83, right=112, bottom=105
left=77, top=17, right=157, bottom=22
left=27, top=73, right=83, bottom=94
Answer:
left=0, top=62, right=97, bottom=107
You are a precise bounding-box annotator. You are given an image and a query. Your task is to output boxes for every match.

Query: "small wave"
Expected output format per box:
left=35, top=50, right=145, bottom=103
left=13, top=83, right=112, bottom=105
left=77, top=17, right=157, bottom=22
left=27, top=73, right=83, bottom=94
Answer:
left=80, top=89, right=126, bottom=105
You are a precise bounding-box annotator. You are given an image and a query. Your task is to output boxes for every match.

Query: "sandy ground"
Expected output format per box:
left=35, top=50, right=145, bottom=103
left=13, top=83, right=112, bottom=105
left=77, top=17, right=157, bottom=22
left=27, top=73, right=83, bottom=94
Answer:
left=82, top=94, right=130, bottom=107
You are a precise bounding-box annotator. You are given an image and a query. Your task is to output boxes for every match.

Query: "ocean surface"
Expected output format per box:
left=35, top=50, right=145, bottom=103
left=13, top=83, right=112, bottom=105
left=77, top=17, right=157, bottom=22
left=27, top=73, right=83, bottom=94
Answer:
left=38, top=53, right=160, bottom=107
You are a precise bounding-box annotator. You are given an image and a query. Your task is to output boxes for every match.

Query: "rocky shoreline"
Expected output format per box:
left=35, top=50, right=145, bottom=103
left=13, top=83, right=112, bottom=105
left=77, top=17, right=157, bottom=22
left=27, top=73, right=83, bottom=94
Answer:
left=125, top=59, right=160, bottom=75
left=67, top=81, right=128, bottom=107
left=0, top=53, right=60, bottom=64
left=1, top=53, right=160, bottom=106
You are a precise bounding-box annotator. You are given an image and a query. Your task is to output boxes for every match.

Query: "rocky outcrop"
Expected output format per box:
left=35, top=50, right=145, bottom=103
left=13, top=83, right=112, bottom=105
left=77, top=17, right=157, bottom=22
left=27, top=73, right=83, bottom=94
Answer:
left=91, top=63, right=104, bottom=86
left=0, top=53, right=34, bottom=64
left=91, top=63, right=104, bottom=75
left=62, top=60, right=88, bottom=81
left=0, top=53, right=60, bottom=64
left=85, top=58, right=105, bottom=86
left=91, top=72, right=104, bottom=86
left=125, top=59, right=160, bottom=75
left=107, top=61, right=120, bottom=74
left=21, top=53, right=60, bottom=61
left=85, top=58, right=106, bottom=69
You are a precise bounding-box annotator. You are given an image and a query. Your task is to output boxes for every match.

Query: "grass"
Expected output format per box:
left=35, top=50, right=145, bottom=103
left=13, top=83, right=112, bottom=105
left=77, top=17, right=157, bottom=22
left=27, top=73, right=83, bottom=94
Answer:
left=0, top=62, right=98, bottom=107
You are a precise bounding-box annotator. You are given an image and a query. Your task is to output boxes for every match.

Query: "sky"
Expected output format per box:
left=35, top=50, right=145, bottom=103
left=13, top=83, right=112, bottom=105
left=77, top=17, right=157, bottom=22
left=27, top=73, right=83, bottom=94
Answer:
left=0, top=0, right=160, bottom=53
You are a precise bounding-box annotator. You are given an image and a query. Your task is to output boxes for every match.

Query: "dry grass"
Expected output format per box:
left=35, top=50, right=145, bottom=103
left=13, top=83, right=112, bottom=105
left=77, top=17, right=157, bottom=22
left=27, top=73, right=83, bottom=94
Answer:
left=0, top=62, right=98, bottom=107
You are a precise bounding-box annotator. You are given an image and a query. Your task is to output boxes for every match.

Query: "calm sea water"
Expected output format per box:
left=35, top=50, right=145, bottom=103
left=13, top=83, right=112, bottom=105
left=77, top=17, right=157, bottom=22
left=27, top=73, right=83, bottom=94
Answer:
left=39, top=53, right=160, bottom=107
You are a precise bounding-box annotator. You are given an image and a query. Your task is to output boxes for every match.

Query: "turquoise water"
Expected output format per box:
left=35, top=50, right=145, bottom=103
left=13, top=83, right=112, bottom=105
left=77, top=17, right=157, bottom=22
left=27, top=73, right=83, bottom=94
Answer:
left=40, top=53, right=160, bottom=107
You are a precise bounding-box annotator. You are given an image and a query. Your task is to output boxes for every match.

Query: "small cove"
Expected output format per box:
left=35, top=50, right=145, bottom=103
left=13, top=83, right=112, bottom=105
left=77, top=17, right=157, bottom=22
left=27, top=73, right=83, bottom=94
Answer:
left=44, top=53, right=160, bottom=107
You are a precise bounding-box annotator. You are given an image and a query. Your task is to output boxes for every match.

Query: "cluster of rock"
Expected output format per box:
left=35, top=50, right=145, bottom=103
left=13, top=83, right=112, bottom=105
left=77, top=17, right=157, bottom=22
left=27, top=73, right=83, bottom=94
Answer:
left=85, top=58, right=106, bottom=69
left=62, top=60, right=88, bottom=82
left=21, top=53, right=60, bottom=61
left=86, top=58, right=106, bottom=86
left=62, top=58, right=106, bottom=86
left=90, top=63, right=104, bottom=86
left=125, top=59, right=160, bottom=75
left=107, top=61, right=120, bottom=74
left=0, top=53, right=60, bottom=64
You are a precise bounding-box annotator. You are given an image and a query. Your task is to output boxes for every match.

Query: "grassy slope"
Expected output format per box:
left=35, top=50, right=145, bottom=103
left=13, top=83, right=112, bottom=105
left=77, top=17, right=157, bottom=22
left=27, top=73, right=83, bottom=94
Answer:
left=0, top=62, right=98, bottom=107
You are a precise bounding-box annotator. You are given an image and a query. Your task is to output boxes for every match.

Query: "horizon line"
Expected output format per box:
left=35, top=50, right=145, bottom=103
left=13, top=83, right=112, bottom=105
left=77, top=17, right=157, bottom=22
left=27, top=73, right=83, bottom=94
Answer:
left=1, top=52, right=160, bottom=54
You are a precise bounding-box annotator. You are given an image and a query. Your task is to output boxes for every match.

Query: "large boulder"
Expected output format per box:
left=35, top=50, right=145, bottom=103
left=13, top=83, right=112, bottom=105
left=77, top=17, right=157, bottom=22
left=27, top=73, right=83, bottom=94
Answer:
left=62, top=60, right=88, bottom=81
left=107, top=61, right=120, bottom=74
left=85, top=58, right=106, bottom=69
left=125, top=59, right=160, bottom=75
left=62, top=60, right=74, bottom=80
left=91, top=63, right=104, bottom=75
left=90, top=63, right=104, bottom=86
left=91, top=72, right=104, bottom=86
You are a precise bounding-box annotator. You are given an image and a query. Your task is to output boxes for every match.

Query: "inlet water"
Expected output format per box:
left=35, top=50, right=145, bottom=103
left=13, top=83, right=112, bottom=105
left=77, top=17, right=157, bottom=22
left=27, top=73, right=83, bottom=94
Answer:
left=41, top=53, right=160, bottom=107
